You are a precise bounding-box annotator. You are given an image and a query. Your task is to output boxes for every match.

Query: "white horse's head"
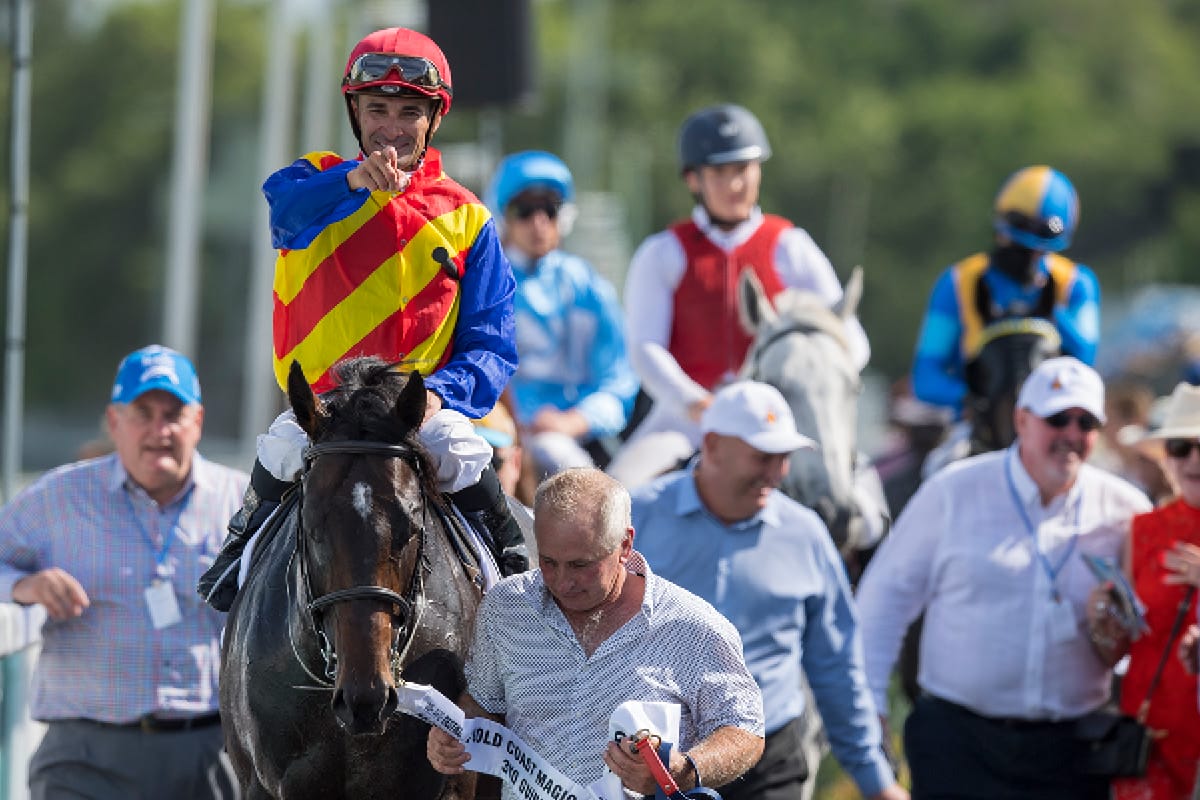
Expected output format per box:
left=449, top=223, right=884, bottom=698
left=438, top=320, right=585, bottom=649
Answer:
left=737, top=267, right=865, bottom=551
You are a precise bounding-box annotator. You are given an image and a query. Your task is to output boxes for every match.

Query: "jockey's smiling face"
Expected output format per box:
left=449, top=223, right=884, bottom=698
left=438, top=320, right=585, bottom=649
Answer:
left=107, top=390, right=203, bottom=505
left=352, top=93, right=441, bottom=170
left=686, top=160, right=762, bottom=227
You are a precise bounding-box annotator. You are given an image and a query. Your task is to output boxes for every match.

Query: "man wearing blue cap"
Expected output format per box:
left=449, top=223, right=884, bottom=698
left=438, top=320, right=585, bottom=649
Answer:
left=0, top=345, right=247, bottom=799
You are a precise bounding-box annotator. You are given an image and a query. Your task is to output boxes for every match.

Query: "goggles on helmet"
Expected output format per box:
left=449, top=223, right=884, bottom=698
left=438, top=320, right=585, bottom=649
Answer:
left=998, top=210, right=1066, bottom=243
left=343, top=53, right=451, bottom=95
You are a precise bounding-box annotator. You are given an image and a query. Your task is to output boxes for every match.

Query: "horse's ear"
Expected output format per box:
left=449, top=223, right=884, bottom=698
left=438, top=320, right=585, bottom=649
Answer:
left=288, top=360, right=326, bottom=437
left=833, top=266, right=863, bottom=320
left=738, top=268, right=777, bottom=335
left=393, top=370, right=427, bottom=432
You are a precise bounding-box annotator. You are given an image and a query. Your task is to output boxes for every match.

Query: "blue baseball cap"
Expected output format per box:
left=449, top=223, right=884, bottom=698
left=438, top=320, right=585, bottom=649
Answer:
left=110, top=345, right=202, bottom=405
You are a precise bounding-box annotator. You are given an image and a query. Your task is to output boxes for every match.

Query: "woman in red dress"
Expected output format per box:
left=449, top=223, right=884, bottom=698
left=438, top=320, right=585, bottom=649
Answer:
left=1113, top=382, right=1200, bottom=800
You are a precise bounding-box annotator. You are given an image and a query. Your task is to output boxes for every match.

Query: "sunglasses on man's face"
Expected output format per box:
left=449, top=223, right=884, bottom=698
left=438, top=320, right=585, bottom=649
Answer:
left=510, top=198, right=561, bottom=221
left=1165, top=439, right=1200, bottom=459
left=1042, top=410, right=1102, bottom=432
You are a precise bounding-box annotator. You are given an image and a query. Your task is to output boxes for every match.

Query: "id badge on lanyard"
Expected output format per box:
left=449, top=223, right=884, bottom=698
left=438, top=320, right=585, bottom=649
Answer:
left=127, top=490, right=189, bottom=630
left=1005, top=450, right=1080, bottom=643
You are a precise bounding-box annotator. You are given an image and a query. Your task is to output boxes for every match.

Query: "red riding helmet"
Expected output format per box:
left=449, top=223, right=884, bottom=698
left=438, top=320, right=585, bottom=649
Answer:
left=341, top=28, right=454, bottom=152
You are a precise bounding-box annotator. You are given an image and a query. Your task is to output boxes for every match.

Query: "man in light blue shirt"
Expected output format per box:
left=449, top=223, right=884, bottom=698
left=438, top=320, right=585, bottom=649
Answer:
left=631, top=380, right=906, bottom=800
left=0, top=345, right=246, bottom=800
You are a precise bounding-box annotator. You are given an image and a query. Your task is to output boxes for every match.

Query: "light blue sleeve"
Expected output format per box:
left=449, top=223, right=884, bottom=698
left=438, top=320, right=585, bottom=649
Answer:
left=912, top=268, right=967, bottom=410
left=801, top=532, right=895, bottom=797
left=573, top=273, right=640, bottom=437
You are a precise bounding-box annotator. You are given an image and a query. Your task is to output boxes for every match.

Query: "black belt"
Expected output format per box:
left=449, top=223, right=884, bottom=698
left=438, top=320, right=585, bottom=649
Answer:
left=923, top=693, right=1070, bottom=731
left=78, top=712, right=222, bottom=733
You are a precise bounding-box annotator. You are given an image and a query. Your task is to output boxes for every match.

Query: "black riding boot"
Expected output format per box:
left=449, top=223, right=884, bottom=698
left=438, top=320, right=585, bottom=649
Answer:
left=451, top=466, right=529, bottom=576
left=197, top=460, right=292, bottom=611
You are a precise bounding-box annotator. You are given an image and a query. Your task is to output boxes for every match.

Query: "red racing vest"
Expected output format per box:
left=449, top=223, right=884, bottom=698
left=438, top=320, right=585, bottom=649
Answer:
left=667, top=216, right=790, bottom=390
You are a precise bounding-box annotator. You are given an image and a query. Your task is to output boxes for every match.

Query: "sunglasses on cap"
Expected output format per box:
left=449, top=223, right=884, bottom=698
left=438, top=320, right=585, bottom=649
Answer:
left=344, top=53, right=449, bottom=93
left=1165, top=439, right=1200, bottom=459
left=1042, top=410, right=1102, bottom=432
left=510, top=198, right=561, bottom=221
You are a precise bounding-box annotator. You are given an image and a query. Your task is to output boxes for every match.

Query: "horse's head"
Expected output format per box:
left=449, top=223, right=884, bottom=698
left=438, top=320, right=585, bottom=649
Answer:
left=287, top=357, right=438, bottom=736
left=963, top=318, right=1063, bottom=453
left=738, top=267, right=864, bottom=551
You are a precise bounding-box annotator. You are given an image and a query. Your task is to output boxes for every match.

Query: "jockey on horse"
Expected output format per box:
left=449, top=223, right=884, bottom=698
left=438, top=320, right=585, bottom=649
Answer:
left=198, top=27, right=527, bottom=612
left=610, top=103, right=871, bottom=488
left=912, top=165, right=1101, bottom=470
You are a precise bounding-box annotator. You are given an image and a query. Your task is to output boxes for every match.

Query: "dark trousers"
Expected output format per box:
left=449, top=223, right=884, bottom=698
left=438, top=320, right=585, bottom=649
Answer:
left=29, top=719, right=238, bottom=800
left=905, top=694, right=1109, bottom=800
left=720, top=717, right=809, bottom=800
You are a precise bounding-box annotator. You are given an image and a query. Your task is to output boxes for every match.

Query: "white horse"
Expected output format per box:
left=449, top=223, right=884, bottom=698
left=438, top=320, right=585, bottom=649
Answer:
left=736, top=267, right=891, bottom=797
left=737, top=266, right=888, bottom=563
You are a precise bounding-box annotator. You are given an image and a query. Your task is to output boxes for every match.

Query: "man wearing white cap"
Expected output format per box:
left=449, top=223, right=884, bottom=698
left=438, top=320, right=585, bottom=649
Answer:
left=856, top=356, right=1152, bottom=799
left=631, top=380, right=908, bottom=800
left=0, top=345, right=246, bottom=799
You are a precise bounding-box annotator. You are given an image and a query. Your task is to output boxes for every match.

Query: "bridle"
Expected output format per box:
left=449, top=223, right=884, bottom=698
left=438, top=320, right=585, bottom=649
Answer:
left=744, top=320, right=861, bottom=393
left=293, top=439, right=430, bottom=686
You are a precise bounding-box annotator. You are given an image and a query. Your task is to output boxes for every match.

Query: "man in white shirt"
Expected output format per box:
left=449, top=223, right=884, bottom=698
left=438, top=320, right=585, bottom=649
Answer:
left=856, top=356, right=1151, bottom=799
left=426, top=468, right=764, bottom=798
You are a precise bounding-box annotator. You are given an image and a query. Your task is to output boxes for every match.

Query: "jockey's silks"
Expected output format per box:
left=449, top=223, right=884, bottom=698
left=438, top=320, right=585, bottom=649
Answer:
left=952, top=251, right=1077, bottom=360
left=271, top=149, right=496, bottom=394
left=667, top=215, right=790, bottom=390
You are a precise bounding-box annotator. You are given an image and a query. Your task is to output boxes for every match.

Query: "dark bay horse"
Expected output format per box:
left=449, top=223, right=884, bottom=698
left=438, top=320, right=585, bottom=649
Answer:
left=220, top=358, right=482, bottom=800
left=963, top=316, right=1063, bottom=452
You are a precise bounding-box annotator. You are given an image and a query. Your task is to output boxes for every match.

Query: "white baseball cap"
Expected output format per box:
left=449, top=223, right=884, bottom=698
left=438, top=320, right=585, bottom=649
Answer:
left=1016, top=356, right=1106, bottom=423
left=701, top=381, right=816, bottom=454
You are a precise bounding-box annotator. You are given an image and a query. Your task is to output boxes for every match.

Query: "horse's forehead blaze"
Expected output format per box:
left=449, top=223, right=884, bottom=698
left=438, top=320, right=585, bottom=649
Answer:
left=352, top=482, right=373, bottom=522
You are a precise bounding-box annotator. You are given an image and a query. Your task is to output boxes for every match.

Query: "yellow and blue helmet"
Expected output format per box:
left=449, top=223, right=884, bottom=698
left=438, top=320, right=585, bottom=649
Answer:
left=992, top=165, right=1079, bottom=253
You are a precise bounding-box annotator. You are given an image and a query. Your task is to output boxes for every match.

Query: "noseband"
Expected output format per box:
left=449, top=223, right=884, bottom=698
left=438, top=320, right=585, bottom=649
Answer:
left=296, top=439, right=429, bottom=684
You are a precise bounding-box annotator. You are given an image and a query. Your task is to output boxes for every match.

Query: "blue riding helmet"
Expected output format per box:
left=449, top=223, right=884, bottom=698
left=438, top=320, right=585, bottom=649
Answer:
left=486, top=150, right=575, bottom=215
left=992, top=165, right=1080, bottom=253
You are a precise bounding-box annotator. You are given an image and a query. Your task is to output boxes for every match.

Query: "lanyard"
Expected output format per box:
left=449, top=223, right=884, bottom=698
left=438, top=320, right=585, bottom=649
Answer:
left=124, top=487, right=192, bottom=572
left=1004, top=449, right=1078, bottom=603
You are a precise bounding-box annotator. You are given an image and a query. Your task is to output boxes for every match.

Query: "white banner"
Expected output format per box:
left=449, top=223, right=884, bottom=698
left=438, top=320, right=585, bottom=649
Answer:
left=396, top=681, right=681, bottom=800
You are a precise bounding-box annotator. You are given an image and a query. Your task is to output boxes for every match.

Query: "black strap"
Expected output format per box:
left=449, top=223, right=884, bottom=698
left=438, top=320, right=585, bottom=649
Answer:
left=1138, top=586, right=1196, bottom=723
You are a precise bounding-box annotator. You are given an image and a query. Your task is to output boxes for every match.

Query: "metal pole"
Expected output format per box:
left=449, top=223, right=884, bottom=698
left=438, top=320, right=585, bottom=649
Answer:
left=3, top=0, right=34, bottom=501
left=562, top=0, right=607, bottom=192
left=240, top=0, right=298, bottom=454
left=162, top=0, right=215, bottom=356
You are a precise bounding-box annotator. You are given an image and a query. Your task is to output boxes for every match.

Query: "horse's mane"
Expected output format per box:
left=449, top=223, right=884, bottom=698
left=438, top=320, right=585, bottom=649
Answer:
left=768, top=290, right=852, bottom=356
left=318, top=357, right=445, bottom=502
